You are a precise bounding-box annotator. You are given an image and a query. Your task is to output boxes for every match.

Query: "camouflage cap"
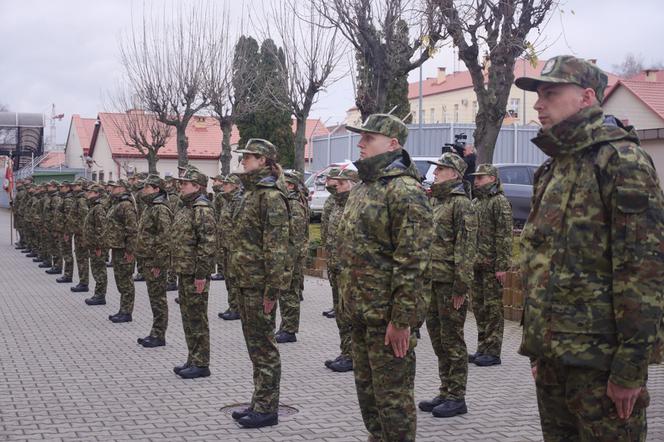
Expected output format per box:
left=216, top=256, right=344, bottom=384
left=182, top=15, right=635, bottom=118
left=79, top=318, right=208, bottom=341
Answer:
left=221, top=174, right=241, bottom=186
left=47, top=180, right=58, bottom=187
left=515, top=55, right=609, bottom=102
left=105, top=180, right=115, bottom=187
left=234, top=138, right=278, bottom=161
left=470, top=163, right=498, bottom=178
left=327, top=167, right=342, bottom=179
left=108, top=179, right=129, bottom=188
left=346, top=113, right=409, bottom=146
left=212, top=174, right=225, bottom=182
left=143, top=174, right=164, bottom=190
left=177, top=165, right=200, bottom=178
left=332, top=168, right=359, bottom=182
left=87, top=184, right=104, bottom=193
left=178, top=168, right=208, bottom=187
left=428, top=152, right=467, bottom=176
left=136, top=172, right=148, bottom=180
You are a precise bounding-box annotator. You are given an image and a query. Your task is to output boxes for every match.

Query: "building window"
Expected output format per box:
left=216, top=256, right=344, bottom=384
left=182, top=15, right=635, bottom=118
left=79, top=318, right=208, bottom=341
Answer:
left=99, top=171, right=105, bottom=182
left=430, top=108, right=435, bottom=123
left=454, top=104, right=459, bottom=123
left=108, top=171, right=113, bottom=181
left=92, top=172, right=97, bottom=182
left=441, top=105, right=447, bottom=123
left=508, top=98, right=520, bottom=118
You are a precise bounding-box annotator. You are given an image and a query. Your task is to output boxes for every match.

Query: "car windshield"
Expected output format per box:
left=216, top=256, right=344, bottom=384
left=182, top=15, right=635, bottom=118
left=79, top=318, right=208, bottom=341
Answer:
left=498, top=166, right=531, bottom=185
left=413, top=161, right=431, bottom=181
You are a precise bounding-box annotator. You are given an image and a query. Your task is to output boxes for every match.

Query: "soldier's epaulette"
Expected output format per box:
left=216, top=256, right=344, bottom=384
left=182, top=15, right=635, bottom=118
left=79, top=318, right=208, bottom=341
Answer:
left=193, top=194, right=211, bottom=207
left=257, top=175, right=277, bottom=188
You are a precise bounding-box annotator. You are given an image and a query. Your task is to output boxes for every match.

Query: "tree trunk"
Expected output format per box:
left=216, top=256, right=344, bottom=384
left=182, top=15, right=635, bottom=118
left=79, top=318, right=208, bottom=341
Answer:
left=293, top=116, right=308, bottom=173
left=176, top=124, right=189, bottom=168
left=473, top=113, right=503, bottom=164
left=146, top=149, right=159, bottom=174
left=220, top=118, right=233, bottom=175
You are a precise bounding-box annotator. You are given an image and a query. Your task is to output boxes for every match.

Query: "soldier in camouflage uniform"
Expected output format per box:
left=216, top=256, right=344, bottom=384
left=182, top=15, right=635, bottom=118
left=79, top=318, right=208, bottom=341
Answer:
left=43, top=181, right=63, bottom=274
left=164, top=175, right=182, bottom=292
left=217, top=174, right=243, bottom=321
left=68, top=178, right=91, bottom=292
left=211, top=174, right=226, bottom=281
left=26, top=184, right=45, bottom=261
left=320, top=170, right=339, bottom=318
left=105, top=180, right=138, bottom=323
left=136, top=174, right=173, bottom=348
left=131, top=173, right=147, bottom=282
left=324, top=168, right=359, bottom=373
left=170, top=168, right=216, bottom=379
left=418, top=153, right=477, bottom=418
left=274, top=170, right=309, bottom=344
left=229, top=139, right=290, bottom=429
left=337, top=114, right=432, bottom=442
left=83, top=184, right=108, bottom=305
left=515, top=55, right=664, bottom=441
left=55, top=181, right=75, bottom=284
left=13, top=180, right=27, bottom=249
left=468, top=164, right=512, bottom=367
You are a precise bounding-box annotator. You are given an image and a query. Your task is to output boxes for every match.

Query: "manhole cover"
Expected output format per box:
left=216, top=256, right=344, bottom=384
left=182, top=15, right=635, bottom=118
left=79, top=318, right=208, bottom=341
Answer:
left=220, top=403, right=299, bottom=417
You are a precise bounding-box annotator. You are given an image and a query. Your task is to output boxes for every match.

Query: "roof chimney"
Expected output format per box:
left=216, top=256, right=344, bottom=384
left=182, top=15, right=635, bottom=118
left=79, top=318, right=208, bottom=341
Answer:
left=645, top=69, right=657, bottom=82
left=587, top=58, right=597, bottom=65
left=436, top=67, right=447, bottom=84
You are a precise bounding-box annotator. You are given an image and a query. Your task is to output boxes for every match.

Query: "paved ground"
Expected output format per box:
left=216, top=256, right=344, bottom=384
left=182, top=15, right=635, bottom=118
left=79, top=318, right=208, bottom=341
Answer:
left=0, top=208, right=662, bottom=441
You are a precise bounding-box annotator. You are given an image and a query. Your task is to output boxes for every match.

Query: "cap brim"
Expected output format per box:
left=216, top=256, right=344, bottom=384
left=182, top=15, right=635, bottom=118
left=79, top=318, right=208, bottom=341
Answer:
left=345, top=125, right=384, bottom=137
left=469, top=172, right=490, bottom=176
left=514, top=75, right=575, bottom=92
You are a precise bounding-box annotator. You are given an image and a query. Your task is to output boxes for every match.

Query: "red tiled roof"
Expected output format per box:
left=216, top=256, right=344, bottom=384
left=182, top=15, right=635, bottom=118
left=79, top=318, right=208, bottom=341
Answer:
left=295, top=118, right=330, bottom=159
left=70, top=114, right=96, bottom=155
left=39, top=151, right=66, bottom=168
left=628, top=70, right=664, bottom=82
left=91, top=113, right=240, bottom=160
left=604, top=80, right=664, bottom=122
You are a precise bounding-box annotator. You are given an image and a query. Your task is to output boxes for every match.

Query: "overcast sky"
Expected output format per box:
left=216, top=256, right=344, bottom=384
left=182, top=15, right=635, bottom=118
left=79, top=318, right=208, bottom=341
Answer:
left=1, top=0, right=662, bottom=144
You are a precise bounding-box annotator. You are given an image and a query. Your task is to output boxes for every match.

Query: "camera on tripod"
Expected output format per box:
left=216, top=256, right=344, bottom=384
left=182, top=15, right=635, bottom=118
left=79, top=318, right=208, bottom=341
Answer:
left=442, top=133, right=468, bottom=156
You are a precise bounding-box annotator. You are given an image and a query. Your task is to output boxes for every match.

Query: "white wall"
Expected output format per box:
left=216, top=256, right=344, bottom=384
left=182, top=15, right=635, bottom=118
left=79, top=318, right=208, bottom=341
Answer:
left=641, top=139, right=664, bottom=185
left=90, top=126, right=119, bottom=182
left=64, top=123, right=84, bottom=169
left=603, top=86, right=664, bottom=130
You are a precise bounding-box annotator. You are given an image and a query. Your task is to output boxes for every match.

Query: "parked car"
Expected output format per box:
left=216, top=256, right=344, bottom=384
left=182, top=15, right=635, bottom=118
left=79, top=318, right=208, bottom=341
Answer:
left=417, top=158, right=540, bottom=226
left=306, top=161, right=354, bottom=219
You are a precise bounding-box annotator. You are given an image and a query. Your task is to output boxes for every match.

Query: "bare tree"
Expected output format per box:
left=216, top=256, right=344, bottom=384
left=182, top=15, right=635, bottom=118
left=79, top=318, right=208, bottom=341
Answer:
left=107, top=88, right=173, bottom=174
left=205, top=10, right=265, bottom=174
left=314, top=0, right=445, bottom=120
left=435, top=0, right=557, bottom=163
left=0, top=102, right=8, bottom=112
left=120, top=3, right=211, bottom=168
left=257, top=1, right=347, bottom=172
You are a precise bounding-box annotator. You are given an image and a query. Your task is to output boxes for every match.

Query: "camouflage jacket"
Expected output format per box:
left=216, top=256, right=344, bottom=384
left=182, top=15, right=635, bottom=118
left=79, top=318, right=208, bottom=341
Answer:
left=52, top=193, right=65, bottom=233
left=213, top=191, right=225, bottom=221
left=104, top=192, right=138, bottom=253
left=169, top=191, right=216, bottom=279
left=230, top=168, right=291, bottom=300
left=325, top=191, right=349, bottom=272
left=60, top=193, right=75, bottom=234
left=84, top=197, right=106, bottom=250
left=519, top=106, right=664, bottom=388
left=167, top=192, right=183, bottom=214
left=472, top=181, right=512, bottom=272
left=320, top=194, right=335, bottom=246
left=337, top=149, right=433, bottom=329
left=430, top=180, right=477, bottom=294
left=26, top=194, right=40, bottom=227
left=66, top=192, right=88, bottom=235
left=136, top=193, right=172, bottom=269
left=287, top=190, right=309, bottom=259
left=40, top=192, right=55, bottom=229
left=217, top=189, right=243, bottom=251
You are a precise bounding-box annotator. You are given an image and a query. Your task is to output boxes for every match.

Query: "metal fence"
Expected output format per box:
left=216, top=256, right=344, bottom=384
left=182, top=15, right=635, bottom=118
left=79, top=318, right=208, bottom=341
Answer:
left=309, top=122, right=547, bottom=171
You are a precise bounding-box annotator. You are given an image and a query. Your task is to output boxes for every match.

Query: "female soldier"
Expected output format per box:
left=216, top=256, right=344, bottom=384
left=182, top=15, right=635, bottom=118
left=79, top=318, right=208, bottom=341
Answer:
left=229, top=139, right=290, bottom=429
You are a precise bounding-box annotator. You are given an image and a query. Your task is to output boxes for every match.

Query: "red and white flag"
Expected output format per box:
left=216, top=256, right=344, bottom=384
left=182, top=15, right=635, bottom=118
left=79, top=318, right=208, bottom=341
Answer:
left=2, top=156, right=14, bottom=196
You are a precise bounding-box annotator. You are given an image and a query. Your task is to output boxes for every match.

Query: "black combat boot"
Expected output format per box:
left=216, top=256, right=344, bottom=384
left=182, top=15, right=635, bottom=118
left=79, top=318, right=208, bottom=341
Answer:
left=237, top=411, right=278, bottom=428
left=56, top=275, right=73, bottom=283
left=70, top=283, right=89, bottom=292
left=275, top=331, right=297, bottom=344
left=329, top=356, right=353, bottom=372
left=418, top=395, right=446, bottom=412
left=178, top=366, right=210, bottom=379
left=432, top=399, right=468, bottom=418
left=85, top=296, right=106, bottom=305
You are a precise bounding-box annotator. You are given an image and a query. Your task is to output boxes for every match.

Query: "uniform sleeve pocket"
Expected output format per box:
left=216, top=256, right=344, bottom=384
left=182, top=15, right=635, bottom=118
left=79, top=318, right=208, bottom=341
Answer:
left=616, top=187, right=649, bottom=214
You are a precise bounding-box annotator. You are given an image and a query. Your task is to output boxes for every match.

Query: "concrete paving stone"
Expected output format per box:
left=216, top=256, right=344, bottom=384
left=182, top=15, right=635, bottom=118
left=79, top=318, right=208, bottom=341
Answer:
left=1, top=208, right=663, bottom=441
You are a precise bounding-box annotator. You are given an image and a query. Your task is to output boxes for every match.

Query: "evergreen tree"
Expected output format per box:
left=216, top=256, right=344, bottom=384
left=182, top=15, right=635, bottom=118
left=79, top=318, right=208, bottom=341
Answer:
left=235, top=37, right=295, bottom=168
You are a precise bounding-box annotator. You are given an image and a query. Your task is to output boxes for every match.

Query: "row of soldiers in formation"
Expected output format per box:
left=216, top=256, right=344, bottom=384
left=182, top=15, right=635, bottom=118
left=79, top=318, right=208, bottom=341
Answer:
left=319, top=150, right=513, bottom=421
left=10, top=140, right=309, bottom=429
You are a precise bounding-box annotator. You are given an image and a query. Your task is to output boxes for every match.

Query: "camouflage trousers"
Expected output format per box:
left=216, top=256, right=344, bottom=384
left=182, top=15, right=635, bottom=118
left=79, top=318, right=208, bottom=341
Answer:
left=238, top=287, right=281, bottom=414
left=60, top=235, right=74, bottom=278
left=352, top=320, right=418, bottom=442
left=145, top=266, right=168, bottom=340
left=178, top=274, right=210, bottom=367
left=167, top=258, right=177, bottom=287
left=329, top=267, right=352, bottom=357
left=222, top=250, right=239, bottom=312
left=535, top=359, right=649, bottom=441
left=278, top=255, right=304, bottom=334
left=111, top=249, right=135, bottom=314
left=473, top=269, right=504, bottom=357
left=45, top=230, right=60, bottom=268
left=73, top=233, right=89, bottom=285
left=426, top=282, right=468, bottom=400
left=89, top=250, right=108, bottom=298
